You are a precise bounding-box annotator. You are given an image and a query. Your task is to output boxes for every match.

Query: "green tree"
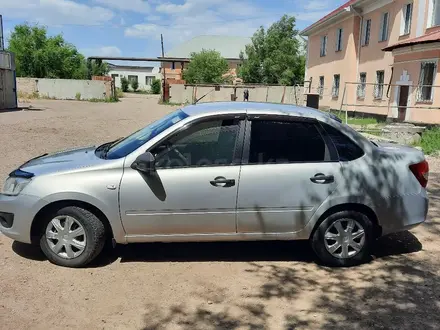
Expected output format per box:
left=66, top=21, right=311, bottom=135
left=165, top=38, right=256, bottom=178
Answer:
left=239, top=15, right=305, bottom=85
left=151, top=78, right=161, bottom=94
left=7, top=23, right=109, bottom=79
left=121, top=77, right=129, bottom=92
left=183, top=50, right=229, bottom=84
left=86, top=59, right=109, bottom=79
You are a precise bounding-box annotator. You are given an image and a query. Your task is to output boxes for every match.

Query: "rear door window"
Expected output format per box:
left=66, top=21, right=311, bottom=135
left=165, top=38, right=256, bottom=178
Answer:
left=321, top=123, right=365, bottom=161
left=248, top=120, right=328, bottom=164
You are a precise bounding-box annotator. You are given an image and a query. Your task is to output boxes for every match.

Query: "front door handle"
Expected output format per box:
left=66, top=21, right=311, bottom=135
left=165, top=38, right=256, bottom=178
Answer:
left=310, top=173, right=335, bottom=184
left=210, top=176, right=236, bottom=188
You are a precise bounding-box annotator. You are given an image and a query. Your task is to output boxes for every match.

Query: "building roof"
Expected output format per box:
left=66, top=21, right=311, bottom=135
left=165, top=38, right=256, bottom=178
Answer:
left=107, top=63, right=156, bottom=70
left=382, top=30, right=440, bottom=51
left=164, top=35, right=251, bottom=59
left=300, top=0, right=359, bottom=36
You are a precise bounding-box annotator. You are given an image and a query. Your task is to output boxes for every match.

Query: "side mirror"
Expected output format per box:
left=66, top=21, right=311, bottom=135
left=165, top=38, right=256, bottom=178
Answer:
left=131, top=152, right=156, bottom=173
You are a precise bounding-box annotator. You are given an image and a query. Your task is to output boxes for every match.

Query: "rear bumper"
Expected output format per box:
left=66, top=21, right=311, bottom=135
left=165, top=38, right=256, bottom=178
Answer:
left=0, top=193, right=44, bottom=244
left=379, top=190, right=429, bottom=236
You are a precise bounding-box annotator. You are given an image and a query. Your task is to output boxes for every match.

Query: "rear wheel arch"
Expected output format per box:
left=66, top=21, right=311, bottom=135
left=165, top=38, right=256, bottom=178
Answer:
left=31, top=200, right=114, bottom=245
left=311, top=203, right=381, bottom=239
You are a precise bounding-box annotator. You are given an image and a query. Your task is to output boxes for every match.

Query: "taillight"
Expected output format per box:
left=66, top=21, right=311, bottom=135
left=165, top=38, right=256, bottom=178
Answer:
left=409, top=160, right=429, bottom=188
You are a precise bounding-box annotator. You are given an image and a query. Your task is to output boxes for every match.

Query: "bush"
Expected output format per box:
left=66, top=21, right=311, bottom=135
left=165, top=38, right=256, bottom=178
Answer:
left=151, top=78, right=161, bottom=94
left=131, top=80, right=139, bottom=92
left=75, top=92, right=81, bottom=101
left=420, top=127, right=440, bottom=155
left=121, top=77, right=129, bottom=92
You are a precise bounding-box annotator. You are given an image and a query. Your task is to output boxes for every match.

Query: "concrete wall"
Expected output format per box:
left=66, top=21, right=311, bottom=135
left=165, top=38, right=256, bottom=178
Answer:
left=169, top=84, right=307, bottom=106
left=17, top=78, right=112, bottom=100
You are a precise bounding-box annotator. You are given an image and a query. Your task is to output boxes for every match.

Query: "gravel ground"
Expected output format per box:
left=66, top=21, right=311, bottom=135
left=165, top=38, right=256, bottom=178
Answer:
left=1, top=96, right=440, bottom=330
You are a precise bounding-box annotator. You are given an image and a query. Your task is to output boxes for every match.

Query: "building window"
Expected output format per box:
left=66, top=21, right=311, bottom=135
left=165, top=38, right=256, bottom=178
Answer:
left=430, top=0, right=440, bottom=27
left=362, top=19, right=371, bottom=46
left=318, top=76, right=324, bottom=97
left=336, top=28, right=343, bottom=51
left=128, top=75, right=138, bottom=83
left=374, top=71, right=385, bottom=99
left=417, top=61, right=437, bottom=102
left=402, top=3, right=413, bottom=35
left=320, top=36, right=327, bottom=57
left=357, top=73, right=367, bottom=99
left=332, top=74, right=340, bottom=98
left=146, top=76, right=154, bottom=86
left=379, top=13, right=389, bottom=41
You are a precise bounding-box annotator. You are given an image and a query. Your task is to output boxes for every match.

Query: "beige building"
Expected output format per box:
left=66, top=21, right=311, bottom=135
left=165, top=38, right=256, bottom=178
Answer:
left=301, top=0, right=440, bottom=124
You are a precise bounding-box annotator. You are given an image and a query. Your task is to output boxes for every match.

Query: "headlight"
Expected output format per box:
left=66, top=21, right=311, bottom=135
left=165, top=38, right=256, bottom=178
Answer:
left=1, top=177, right=31, bottom=196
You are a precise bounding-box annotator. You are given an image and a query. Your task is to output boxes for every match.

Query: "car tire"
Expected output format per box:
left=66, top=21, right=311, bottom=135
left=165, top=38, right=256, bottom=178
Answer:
left=39, top=206, right=106, bottom=268
left=311, top=211, right=373, bottom=267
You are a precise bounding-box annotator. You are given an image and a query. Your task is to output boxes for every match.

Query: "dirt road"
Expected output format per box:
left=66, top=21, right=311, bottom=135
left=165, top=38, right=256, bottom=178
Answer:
left=1, top=96, right=440, bottom=329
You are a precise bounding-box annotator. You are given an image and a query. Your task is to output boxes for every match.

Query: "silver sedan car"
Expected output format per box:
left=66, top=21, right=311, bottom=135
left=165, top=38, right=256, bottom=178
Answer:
left=0, top=102, right=429, bottom=267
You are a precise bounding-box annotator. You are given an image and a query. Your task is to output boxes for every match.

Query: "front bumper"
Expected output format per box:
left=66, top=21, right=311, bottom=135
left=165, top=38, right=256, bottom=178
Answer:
left=0, top=193, right=44, bottom=244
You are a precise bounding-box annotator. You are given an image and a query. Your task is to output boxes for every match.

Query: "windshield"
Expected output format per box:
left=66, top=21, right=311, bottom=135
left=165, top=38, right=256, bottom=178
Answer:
left=104, top=109, right=189, bottom=159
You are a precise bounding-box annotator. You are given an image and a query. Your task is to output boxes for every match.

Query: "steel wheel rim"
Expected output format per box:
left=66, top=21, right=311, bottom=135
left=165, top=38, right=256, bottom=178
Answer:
left=324, top=219, right=366, bottom=259
left=45, top=215, right=87, bottom=259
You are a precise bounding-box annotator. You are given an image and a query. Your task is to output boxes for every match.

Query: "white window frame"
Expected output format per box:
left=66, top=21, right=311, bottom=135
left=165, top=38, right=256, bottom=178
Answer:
left=379, top=12, right=389, bottom=42
left=336, top=28, right=343, bottom=52
left=332, top=74, right=340, bottom=98
left=401, top=2, right=413, bottom=35
left=417, top=60, right=438, bottom=102
left=357, top=73, right=367, bottom=99
left=428, top=0, right=440, bottom=28
left=320, top=35, right=328, bottom=57
left=318, top=76, right=324, bottom=97
left=374, top=71, right=385, bottom=99
left=146, top=76, right=154, bottom=86
left=362, top=19, right=372, bottom=46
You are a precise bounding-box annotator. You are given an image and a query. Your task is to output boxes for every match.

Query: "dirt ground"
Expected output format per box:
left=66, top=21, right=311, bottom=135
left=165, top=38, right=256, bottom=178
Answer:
left=1, top=95, right=440, bottom=330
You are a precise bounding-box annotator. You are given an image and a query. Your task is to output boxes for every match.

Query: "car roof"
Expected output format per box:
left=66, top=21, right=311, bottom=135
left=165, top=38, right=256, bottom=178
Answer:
left=181, top=102, right=332, bottom=122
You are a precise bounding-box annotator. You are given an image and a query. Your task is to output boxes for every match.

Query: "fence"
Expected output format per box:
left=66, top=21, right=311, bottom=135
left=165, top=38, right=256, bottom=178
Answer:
left=16, top=77, right=113, bottom=101
left=336, top=82, right=440, bottom=124
left=168, top=82, right=311, bottom=106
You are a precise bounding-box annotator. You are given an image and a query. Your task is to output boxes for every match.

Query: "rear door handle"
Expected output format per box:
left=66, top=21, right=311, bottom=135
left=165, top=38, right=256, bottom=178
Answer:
left=310, top=173, right=335, bottom=184
left=210, top=176, right=236, bottom=188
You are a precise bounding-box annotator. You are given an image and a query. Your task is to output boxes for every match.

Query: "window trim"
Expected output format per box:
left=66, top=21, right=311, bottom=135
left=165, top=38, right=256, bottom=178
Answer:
left=336, top=28, right=343, bottom=52
left=401, top=2, right=413, bottom=36
left=332, top=74, right=341, bottom=98
left=374, top=70, right=385, bottom=100
left=147, top=113, right=246, bottom=170
left=417, top=60, right=438, bottom=103
left=362, top=19, right=372, bottom=46
left=320, top=35, right=328, bottom=57
left=357, top=73, right=367, bottom=99
left=241, top=116, right=339, bottom=166
left=318, top=76, right=325, bottom=97
left=379, top=12, right=389, bottom=42
left=427, top=0, right=440, bottom=28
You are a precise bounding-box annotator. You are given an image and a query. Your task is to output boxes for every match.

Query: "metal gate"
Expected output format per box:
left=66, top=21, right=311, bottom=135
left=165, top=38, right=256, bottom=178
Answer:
left=0, top=51, right=17, bottom=110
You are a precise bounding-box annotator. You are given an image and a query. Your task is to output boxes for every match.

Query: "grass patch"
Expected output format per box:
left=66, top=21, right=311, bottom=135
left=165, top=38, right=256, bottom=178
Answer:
left=88, top=96, right=119, bottom=103
left=332, top=112, right=378, bottom=125
left=160, top=100, right=190, bottom=106
left=419, top=127, right=440, bottom=155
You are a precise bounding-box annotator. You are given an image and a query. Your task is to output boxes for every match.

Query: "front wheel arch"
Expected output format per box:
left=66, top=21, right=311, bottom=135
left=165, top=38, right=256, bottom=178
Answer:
left=31, top=200, right=114, bottom=245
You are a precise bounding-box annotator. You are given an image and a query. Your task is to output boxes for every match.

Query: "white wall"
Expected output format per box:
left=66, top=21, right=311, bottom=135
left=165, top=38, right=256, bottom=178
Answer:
left=109, top=67, right=161, bottom=91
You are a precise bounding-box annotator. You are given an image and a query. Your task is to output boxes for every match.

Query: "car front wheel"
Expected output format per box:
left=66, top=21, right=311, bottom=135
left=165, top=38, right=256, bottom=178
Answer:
left=39, top=206, right=106, bottom=268
left=311, top=211, right=373, bottom=267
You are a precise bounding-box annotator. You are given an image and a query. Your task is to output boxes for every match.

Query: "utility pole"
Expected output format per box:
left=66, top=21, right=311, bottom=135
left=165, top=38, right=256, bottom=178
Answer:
left=161, top=34, right=166, bottom=103
left=0, top=15, right=4, bottom=51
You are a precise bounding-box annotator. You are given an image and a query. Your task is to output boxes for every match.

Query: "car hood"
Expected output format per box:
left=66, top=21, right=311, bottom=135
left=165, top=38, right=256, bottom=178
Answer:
left=18, top=146, right=106, bottom=176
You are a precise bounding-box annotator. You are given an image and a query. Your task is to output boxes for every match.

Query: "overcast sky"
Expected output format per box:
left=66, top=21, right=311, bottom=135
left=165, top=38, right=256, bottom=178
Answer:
left=1, top=0, right=347, bottom=60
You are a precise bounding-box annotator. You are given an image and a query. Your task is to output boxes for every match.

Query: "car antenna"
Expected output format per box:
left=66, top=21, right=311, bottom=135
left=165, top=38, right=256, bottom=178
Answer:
left=193, top=86, right=221, bottom=104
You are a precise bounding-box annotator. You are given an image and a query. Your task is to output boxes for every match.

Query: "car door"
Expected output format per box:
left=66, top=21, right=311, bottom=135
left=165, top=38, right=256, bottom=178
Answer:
left=236, top=116, right=342, bottom=234
left=119, top=114, right=245, bottom=238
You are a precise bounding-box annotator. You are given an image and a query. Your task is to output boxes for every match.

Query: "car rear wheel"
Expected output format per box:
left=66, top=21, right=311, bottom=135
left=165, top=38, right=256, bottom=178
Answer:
left=39, top=206, right=106, bottom=268
left=311, top=211, right=373, bottom=267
